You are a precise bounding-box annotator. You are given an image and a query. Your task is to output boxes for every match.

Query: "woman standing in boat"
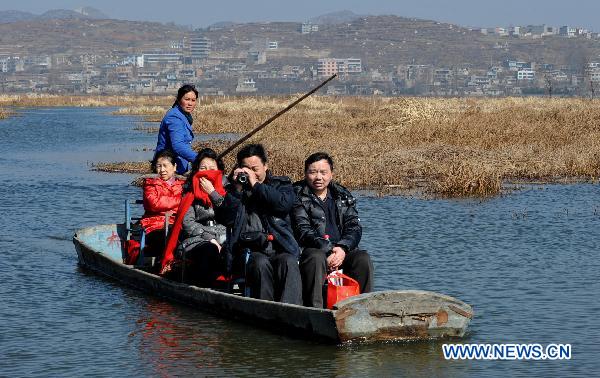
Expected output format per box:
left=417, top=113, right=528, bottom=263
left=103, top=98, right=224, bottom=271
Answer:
left=141, top=149, right=185, bottom=261
left=155, top=84, right=199, bottom=175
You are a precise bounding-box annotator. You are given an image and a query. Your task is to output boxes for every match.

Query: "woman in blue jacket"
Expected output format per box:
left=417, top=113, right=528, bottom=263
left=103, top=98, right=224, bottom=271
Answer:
left=155, top=84, right=199, bottom=174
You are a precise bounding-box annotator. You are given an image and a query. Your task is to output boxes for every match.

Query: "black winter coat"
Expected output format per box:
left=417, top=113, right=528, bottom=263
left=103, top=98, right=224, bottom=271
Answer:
left=215, top=174, right=300, bottom=259
left=292, top=181, right=362, bottom=252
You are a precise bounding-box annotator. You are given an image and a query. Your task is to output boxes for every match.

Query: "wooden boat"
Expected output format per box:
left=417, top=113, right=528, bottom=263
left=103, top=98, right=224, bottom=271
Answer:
left=73, top=223, right=473, bottom=344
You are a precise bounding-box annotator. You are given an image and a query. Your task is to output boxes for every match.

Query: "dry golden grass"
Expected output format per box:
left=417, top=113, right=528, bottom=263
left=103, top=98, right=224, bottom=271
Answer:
left=0, top=108, right=10, bottom=119
left=0, top=94, right=170, bottom=107
left=81, top=96, right=600, bottom=197
left=93, top=161, right=151, bottom=173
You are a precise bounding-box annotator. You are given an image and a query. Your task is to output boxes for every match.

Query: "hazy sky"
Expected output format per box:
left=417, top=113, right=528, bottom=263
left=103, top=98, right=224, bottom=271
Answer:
left=3, top=0, right=600, bottom=30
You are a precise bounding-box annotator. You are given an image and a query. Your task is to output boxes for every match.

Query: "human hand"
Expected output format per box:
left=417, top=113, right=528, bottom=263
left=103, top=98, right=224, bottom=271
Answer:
left=327, top=246, right=346, bottom=270
left=209, top=239, right=221, bottom=253
left=199, top=177, right=215, bottom=194
left=233, top=167, right=257, bottom=189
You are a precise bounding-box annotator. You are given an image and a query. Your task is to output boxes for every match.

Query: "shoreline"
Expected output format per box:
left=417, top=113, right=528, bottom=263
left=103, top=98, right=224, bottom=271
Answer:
left=5, top=94, right=600, bottom=198
left=92, top=160, right=598, bottom=199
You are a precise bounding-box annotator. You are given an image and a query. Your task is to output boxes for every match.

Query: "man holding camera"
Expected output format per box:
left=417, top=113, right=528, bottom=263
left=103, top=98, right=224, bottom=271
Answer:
left=221, top=144, right=302, bottom=304
left=292, top=152, right=373, bottom=308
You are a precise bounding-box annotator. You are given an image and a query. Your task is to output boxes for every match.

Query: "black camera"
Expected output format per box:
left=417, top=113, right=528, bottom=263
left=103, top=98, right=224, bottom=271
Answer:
left=236, top=172, right=250, bottom=186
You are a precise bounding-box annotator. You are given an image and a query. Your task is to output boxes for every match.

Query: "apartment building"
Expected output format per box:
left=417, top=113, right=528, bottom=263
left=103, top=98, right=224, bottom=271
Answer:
left=517, top=68, right=536, bottom=80
left=559, top=26, right=577, bottom=37
left=317, top=58, right=362, bottom=76
left=190, top=33, right=211, bottom=60
left=140, top=53, right=183, bottom=68
left=301, top=23, right=319, bottom=34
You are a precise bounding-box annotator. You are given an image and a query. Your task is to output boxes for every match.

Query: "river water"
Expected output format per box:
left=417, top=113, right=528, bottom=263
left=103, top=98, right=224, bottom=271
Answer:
left=0, top=107, right=598, bottom=377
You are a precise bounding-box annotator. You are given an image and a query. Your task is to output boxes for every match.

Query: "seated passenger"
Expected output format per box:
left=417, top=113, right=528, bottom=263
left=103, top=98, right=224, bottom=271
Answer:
left=177, top=148, right=228, bottom=286
left=140, top=150, right=184, bottom=262
left=292, top=152, right=374, bottom=308
left=219, top=144, right=302, bottom=304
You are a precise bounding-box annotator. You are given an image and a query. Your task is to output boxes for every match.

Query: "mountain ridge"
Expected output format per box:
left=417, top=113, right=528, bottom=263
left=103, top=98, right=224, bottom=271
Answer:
left=0, top=6, right=109, bottom=23
left=0, top=13, right=597, bottom=73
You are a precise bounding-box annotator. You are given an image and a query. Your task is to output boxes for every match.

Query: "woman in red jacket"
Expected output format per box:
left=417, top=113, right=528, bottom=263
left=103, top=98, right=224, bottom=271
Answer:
left=141, top=149, right=185, bottom=261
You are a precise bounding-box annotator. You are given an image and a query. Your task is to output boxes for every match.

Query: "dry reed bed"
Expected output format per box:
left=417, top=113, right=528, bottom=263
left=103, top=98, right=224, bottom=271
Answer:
left=97, top=96, right=600, bottom=197
left=0, top=93, right=170, bottom=107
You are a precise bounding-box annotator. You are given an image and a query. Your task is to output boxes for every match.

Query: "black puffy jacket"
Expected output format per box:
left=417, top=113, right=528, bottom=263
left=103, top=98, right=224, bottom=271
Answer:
left=292, top=181, right=362, bottom=252
left=216, top=174, right=300, bottom=259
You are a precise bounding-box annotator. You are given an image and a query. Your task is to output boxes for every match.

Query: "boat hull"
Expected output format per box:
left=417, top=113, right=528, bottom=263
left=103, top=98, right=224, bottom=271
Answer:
left=73, top=224, right=473, bottom=343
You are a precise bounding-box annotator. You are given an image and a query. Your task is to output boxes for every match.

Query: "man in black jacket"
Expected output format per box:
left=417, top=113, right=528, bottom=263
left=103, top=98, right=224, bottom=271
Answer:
left=217, top=144, right=302, bottom=305
left=292, top=152, right=373, bottom=308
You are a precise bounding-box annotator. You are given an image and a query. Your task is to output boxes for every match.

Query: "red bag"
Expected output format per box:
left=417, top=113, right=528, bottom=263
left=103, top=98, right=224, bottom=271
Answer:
left=326, top=271, right=360, bottom=309
left=123, top=239, right=141, bottom=265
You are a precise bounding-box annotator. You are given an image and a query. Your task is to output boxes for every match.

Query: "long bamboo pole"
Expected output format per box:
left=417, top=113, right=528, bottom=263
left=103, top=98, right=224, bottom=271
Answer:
left=217, top=74, right=337, bottom=159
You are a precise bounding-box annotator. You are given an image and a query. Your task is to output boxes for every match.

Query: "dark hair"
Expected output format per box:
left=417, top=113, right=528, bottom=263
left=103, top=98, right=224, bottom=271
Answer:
left=152, top=149, right=177, bottom=173
left=186, top=148, right=225, bottom=189
left=191, top=148, right=225, bottom=172
left=172, top=84, right=198, bottom=108
left=304, top=152, right=334, bottom=172
left=236, top=143, right=268, bottom=165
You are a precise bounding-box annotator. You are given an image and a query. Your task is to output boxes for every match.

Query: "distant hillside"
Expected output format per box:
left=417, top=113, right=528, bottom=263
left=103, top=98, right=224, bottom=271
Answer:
left=0, top=14, right=598, bottom=71
left=0, top=7, right=109, bottom=24
left=0, top=10, right=37, bottom=23
left=309, top=10, right=363, bottom=25
left=39, top=9, right=93, bottom=20
left=75, top=7, right=109, bottom=19
left=0, top=18, right=187, bottom=54
left=201, top=15, right=600, bottom=70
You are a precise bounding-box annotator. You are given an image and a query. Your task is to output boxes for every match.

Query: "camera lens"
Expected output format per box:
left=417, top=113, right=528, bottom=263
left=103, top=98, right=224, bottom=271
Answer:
left=237, top=172, right=249, bottom=184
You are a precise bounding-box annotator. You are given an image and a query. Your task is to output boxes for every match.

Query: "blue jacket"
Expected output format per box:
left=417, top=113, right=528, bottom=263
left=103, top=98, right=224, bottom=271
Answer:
left=155, top=106, right=197, bottom=174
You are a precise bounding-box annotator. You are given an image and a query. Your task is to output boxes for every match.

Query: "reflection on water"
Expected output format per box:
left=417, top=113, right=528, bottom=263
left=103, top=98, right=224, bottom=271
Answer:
left=1, top=108, right=598, bottom=377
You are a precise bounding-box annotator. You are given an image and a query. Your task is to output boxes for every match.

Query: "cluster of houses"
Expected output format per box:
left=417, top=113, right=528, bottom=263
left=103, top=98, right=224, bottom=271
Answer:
left=392, top=61, right=599, bottom=97
left=0, top=21, right=598, bottom=97
left=474, top=24, right=600, bottom=39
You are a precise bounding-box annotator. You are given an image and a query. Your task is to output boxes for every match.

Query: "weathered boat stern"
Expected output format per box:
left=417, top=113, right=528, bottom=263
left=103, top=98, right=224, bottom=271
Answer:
left=333, top=290, right=473, bottom=343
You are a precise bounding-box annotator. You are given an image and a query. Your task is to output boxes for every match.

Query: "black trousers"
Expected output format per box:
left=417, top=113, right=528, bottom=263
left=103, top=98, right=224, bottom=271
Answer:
left=182, top=242, right=223, bottom=287
left=246, top=252, right=302, bottom=305
left=300, top=248, right=374, bottom=308
left=144, top=230, right=166, bottom=257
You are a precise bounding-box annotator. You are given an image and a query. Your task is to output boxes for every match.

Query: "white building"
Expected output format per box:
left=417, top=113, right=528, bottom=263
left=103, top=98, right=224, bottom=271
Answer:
left=495, top=27, right=508, bottom=36
left=346, top=58, right=362, bottom=73
left=141, top=53, right=183, bottom=67
left=517, top=68, right=536, bottom=80
left=190, top=33, right=211, bottom=60
left=559, top=26, right=577, bottom=37
left=0, top=56, right=17, bottom=73
left=236, top=77, right=257, bottom=93
left=509, top=26, right=521, bottom=36
left=301, top=22, right=319, bottom=34
left=247, top=50, right=267, bottom=65
left=589, top=68, right=600, bottom=82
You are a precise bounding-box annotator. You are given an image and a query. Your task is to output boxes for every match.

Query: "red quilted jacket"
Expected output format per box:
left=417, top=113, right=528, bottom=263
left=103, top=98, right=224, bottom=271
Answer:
left=140, top=177, right=185, bottom=234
